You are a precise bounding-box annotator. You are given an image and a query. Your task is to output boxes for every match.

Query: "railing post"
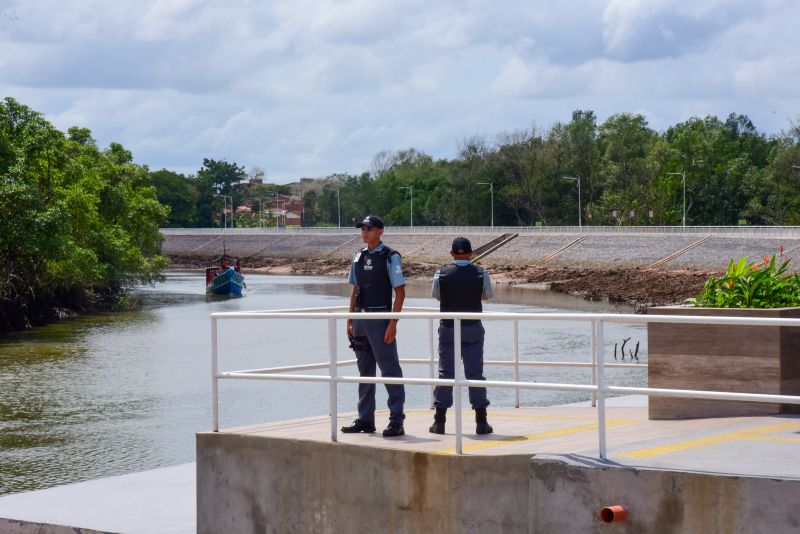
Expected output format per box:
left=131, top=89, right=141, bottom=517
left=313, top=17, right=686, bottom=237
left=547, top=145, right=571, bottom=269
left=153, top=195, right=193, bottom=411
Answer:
left=211, top=316, right=219, bottom=432
left=329, top=317, right=338, bottom=442
left=595, top=320, right=607, bottom=460
left=454, top=317, right=463, bottom=455
left=590, top=320, right=597, bottom=408
left=514, top=320, right=520, bottom=408
left=429, top=318, right=436, bottom=409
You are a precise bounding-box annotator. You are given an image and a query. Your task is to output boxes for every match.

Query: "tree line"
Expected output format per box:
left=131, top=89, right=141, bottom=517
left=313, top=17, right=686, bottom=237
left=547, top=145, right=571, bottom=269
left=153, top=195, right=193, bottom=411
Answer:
left=1, top=98, right=167, bottom=333
left=154, top=110, right=800, bottom=229
left=4, top=96, right=800, bottom=332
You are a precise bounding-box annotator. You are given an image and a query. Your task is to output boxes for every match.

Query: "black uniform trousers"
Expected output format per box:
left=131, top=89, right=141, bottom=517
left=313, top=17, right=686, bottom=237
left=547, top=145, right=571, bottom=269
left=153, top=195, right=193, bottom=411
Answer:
left=353, top=314, right=406, bottom=426
left=433, top=321, right=490, bottom=409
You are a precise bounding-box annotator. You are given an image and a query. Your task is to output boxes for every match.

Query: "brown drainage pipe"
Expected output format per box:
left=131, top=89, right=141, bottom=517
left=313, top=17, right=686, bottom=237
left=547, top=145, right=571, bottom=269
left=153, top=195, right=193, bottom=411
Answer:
left=599, top=505, right=629, bottom=523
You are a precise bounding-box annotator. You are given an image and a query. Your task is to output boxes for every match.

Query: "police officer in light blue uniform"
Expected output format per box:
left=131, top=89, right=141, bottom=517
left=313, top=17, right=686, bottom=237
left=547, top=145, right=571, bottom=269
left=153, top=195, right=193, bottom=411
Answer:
left=430, top=237, right=494, bottom=435
left=341, top=215, right=407, bottom=437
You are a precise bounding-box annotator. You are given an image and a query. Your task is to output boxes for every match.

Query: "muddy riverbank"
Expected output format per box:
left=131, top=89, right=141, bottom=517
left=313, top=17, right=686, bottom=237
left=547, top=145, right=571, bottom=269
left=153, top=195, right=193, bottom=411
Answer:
left=169, top=255, right=717, bottom=311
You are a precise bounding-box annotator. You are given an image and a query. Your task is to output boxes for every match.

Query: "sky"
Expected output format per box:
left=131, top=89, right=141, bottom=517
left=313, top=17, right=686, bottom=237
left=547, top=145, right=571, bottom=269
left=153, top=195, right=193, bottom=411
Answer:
left=2, top=0, right=799, bottom=183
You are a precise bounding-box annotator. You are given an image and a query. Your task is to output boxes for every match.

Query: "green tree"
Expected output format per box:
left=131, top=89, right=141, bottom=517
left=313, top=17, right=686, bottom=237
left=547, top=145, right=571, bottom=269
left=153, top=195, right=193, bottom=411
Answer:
left=0, top=97, right=168, bottom=333
left=151, top=169, right=195, bottom=227
left=193, top=158, right=247, bottom=227
left=593, top=113, right=659, bottom=225
left=563, top=110, right=600, bottom=209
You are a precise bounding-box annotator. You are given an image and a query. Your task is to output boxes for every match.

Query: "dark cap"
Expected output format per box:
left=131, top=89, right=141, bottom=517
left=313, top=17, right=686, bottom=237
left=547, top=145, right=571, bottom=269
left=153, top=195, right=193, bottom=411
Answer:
left=355, top=214, right=384, bottom=229
left=451, top=237, right=472, bottom=254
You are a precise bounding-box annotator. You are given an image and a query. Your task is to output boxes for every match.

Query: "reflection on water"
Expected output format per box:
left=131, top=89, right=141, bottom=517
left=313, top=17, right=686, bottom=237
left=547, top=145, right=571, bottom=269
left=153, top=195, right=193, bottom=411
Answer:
left=0, top=271, right=646, bottom=495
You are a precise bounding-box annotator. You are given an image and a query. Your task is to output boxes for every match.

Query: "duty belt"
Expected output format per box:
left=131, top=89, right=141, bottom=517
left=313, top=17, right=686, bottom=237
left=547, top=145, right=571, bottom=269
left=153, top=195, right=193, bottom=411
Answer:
left=361, top=306, right=390, bottom=312
left=441, top=318, right=480, bottom=326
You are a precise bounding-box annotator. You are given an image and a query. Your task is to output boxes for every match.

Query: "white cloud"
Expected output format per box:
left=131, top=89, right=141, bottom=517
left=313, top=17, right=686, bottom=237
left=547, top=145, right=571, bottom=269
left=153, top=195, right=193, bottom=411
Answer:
left=1, top=0, right=798, bottom=182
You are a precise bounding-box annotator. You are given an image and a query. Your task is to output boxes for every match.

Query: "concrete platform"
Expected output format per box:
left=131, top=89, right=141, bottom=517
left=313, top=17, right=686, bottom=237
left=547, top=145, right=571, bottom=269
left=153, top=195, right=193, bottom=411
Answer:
left=206, top=397, right=800, bottom=479
left=6, top=397, right=800, bottom=533
left=197, top=397, right=800, bottom=533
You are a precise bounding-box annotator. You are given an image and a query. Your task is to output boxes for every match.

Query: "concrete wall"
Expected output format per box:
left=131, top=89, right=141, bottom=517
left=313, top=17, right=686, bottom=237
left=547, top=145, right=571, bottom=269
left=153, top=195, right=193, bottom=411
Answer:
left=530, top=454, right=800, bottom=534
left=0, top=519, right=108, bottom=534
left=163, top=230, right=800, bottom=270
left=198, top=433, right=800, bottom=534
left=196, top=432, right=531, bottom=534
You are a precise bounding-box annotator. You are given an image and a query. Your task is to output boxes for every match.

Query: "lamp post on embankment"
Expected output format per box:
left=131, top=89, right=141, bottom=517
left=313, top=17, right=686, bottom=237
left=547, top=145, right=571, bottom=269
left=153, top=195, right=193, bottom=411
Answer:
left=254, top=197, right=264, bottom=228
left=263, top=191, right=278, bottom=228
left=214, top=194, right=232, bottom=229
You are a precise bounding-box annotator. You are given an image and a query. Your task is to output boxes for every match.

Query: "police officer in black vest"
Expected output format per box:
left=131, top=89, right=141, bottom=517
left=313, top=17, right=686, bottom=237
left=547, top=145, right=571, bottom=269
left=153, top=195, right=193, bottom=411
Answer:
left=430, top=237, right=494, bottom=435
left=341, top=215, right=407, bottom=437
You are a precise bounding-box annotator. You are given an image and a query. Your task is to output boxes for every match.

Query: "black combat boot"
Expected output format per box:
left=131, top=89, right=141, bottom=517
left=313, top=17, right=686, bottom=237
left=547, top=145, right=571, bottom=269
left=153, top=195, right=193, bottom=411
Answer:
left=475, top=407, right=493, bottom=435
left=429, top=406, right=447, bottom=434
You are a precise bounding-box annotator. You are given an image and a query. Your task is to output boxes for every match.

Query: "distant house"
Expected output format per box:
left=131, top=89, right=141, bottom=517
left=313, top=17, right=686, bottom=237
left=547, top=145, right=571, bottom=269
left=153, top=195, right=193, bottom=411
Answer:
left=285, top=211, right=301, bottom=226
left=235, top=194, right=302, bottom=221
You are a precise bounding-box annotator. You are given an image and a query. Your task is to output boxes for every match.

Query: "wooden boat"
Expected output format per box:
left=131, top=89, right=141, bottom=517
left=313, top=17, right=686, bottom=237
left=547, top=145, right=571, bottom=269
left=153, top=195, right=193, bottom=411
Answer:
left=205, top=255, right=246, bottom=296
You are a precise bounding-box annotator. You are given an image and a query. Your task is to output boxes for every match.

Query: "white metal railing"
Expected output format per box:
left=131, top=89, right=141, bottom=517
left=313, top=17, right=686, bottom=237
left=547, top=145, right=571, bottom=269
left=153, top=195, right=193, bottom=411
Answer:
left=209, top=308, right=800, bottom=458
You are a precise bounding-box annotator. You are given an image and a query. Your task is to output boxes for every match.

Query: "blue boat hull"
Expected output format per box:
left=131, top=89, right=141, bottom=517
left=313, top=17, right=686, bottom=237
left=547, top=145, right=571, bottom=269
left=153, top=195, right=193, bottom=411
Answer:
left=207, top=268, right=245, bottom=296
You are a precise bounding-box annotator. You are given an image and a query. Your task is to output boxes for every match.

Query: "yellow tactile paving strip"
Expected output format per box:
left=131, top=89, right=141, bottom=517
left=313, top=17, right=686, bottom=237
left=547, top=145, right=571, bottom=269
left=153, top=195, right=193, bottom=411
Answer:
left=619, top=421, right=800, bottom=459
left=229, top=405, right=800, bottom=478
left=432, top=416, right=640, bottom=455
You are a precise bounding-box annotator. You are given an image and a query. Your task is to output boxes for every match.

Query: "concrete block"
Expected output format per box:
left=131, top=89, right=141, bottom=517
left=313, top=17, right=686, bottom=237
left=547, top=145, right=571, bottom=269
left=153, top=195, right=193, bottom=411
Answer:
left=197, top=432, right=531, bottom=534
left=530, top=454, right=800, bottom=534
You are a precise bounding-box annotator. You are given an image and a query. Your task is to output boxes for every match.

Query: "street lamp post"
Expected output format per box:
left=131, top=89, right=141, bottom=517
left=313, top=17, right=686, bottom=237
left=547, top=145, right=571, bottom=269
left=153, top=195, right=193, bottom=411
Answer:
left=255, top=197, right=263, bottom=228
left=275, top=199, right=285, bottom=228
left=214, top=194, right=232, bottom=229
left=325, top=187, right=341, bottom=227
left=667, top=171, right=686, bottom=228
left=476, top=182, right=494, bottom=227
left=263, top=191, right=278, bottom=228
left=398, top=186, right=413, bottom=227
left=562, top=177, right=581, bottom=227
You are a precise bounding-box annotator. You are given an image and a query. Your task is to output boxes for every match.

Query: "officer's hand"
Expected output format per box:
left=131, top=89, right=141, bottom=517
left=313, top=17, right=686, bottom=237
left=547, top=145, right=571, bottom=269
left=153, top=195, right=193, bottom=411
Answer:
left=384, top=321, right=397, bottom=344
left=346, top=319, right=353, bottom=338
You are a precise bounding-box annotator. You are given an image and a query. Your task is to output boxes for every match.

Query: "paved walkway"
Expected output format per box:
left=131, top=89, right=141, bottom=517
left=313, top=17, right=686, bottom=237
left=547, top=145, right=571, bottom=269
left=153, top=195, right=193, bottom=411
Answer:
left=0, top=463, right=195, bottom=534
left=246, top=396, right=800, bottom=479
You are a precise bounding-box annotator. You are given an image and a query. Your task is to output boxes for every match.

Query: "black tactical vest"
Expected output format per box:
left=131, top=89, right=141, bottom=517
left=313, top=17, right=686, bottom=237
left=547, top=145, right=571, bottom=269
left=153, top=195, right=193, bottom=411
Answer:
left=438, top=262, right=484, bottom=325
left=354, top=245, right=399, bottom=311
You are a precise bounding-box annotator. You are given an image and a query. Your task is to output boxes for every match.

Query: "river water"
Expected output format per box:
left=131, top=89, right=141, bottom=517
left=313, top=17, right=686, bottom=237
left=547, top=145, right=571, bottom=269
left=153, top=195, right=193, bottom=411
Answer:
left=0, top=272, right=647, bottom=495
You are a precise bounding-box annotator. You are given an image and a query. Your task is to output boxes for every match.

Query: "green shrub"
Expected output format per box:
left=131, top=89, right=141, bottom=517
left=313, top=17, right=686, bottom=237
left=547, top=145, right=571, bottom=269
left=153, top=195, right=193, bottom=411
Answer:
left=687, top=254, right=800, bottom=308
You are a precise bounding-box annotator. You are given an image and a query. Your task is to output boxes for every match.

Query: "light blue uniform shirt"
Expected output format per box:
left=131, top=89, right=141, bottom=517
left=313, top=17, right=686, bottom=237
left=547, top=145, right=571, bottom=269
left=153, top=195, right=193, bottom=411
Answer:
left=431, top=260, right=493, bottom=300
left=348, top=243, right=406, bottom=288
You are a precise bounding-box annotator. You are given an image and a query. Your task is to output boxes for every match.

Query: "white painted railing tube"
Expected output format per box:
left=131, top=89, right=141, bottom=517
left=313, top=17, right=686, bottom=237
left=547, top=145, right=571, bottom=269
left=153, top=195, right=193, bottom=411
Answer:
left=591, top=319, right=597, bottom=408
left=595, top=320, right=607, bottom=460
left=211, top=316, right=219, bottom=432
left=429, top=318, right=435, bottom=409
left=514, top=320, right=520, bottom=408
left=454, top=318, right=463, bottom=455
left=329, top=318, right=338, bottom=442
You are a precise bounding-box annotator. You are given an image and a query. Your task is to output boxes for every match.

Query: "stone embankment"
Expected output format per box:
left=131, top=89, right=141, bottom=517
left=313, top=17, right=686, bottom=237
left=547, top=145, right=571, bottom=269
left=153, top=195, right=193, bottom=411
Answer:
left=162, top=228, right=800, bottom=310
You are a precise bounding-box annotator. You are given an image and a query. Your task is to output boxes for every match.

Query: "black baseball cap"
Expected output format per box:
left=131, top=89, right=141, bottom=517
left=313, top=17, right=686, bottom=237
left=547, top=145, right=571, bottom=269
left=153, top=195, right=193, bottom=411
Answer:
left=451, top=237, right=472, bottom=254
left=355, top=215, right=384, bottom=229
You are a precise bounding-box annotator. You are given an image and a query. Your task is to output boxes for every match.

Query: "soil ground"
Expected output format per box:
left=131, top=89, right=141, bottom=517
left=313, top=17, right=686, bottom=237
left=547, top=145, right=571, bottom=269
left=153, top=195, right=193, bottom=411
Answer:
left=170, top=255, right=718, bottom=312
